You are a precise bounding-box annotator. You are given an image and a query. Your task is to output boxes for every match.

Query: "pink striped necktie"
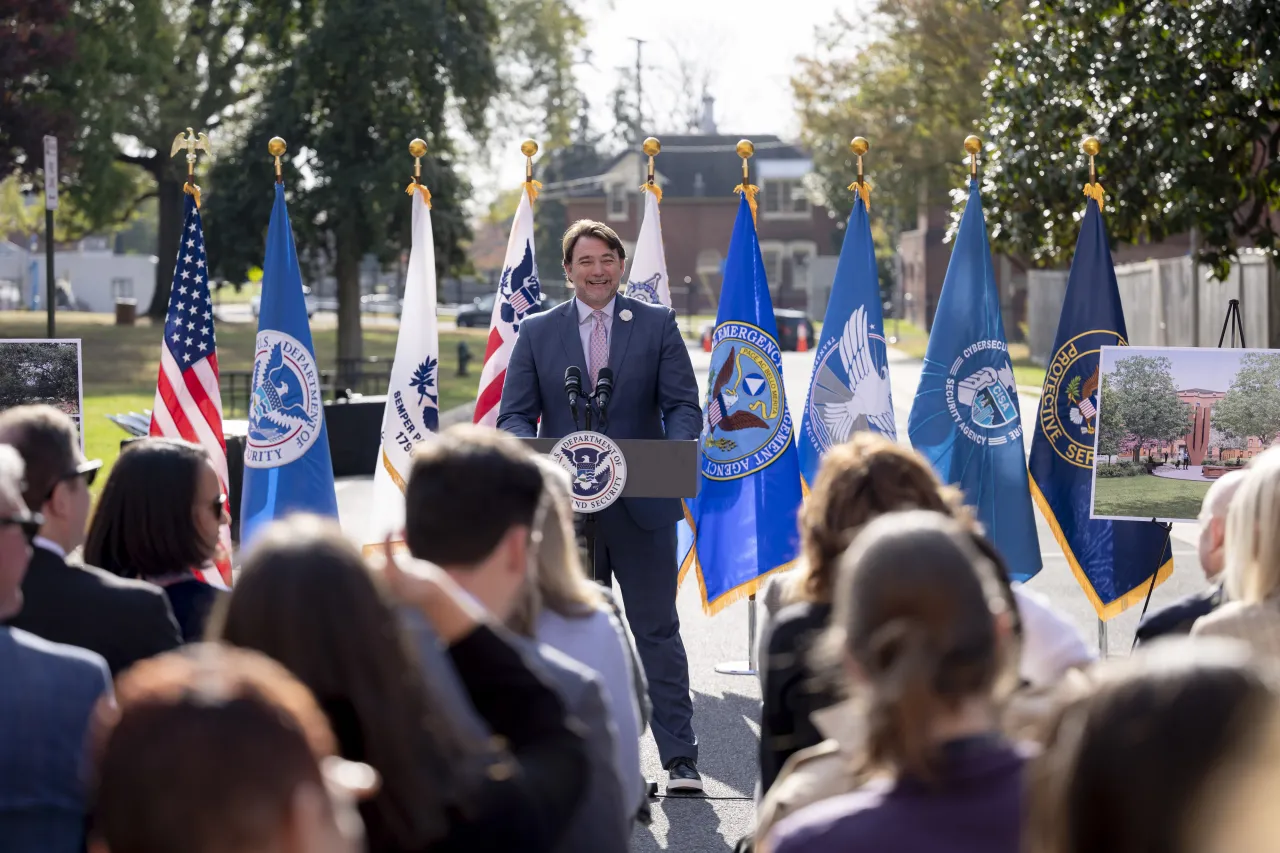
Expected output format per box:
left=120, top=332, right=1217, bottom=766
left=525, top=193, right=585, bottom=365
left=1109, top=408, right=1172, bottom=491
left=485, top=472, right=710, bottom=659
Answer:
left=589, top=310, right=608, bottom=389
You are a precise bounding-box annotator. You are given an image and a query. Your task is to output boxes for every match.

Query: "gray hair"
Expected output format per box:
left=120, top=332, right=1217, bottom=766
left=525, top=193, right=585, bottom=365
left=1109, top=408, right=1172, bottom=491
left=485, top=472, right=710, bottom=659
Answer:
left=0, top=445, right=28, bottom=514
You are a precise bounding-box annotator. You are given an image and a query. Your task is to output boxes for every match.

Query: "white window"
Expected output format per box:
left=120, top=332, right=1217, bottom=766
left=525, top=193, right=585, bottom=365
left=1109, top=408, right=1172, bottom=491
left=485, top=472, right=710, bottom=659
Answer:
left=607, top=184, right=629, bottom=221
left=762, top=179, right=810, bottom=218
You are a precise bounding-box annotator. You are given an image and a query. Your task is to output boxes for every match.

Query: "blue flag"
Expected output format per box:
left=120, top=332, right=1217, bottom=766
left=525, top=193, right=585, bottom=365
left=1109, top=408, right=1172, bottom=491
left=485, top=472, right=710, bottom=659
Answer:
left=907, top=181, right=1042, bottom=581
left=241, top=185, right=339, bottom=543
left=799, top=194, right=896, bottom=486
left=1029, top=198, right=1173, bottom=616
left=681, top=195, right=805, bottom=614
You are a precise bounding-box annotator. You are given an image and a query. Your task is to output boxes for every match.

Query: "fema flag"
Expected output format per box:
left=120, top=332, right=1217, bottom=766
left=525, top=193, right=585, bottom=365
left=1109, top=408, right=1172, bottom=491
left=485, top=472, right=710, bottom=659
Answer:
left=240, top=184, right=339, bottom=544
left=1030, top=197, right=1173, bottom=617
left=907, top=180, right=1042, bottom=581
left=681, top=193, right=804, bottom=614
left=799, top=192, right=896, bottom=487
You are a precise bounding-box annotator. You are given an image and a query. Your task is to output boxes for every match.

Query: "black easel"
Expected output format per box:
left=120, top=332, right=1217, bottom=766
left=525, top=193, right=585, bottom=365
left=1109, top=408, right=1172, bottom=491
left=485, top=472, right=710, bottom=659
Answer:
left=1217, top=298, right=1247, bottom=348
left=1130, top=520, right=1174, bottom=651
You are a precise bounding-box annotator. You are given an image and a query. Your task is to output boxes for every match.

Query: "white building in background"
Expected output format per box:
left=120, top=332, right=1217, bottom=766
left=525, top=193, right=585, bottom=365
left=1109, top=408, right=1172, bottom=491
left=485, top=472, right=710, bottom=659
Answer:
left=0, top=239, right=157, bottom=313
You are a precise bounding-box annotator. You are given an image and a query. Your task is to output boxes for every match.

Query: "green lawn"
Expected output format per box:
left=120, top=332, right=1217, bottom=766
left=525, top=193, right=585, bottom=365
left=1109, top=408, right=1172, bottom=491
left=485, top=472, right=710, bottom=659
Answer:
left=1092, top=472, right=1211, bottom=522
left=0, top=311, right=486, bottom=493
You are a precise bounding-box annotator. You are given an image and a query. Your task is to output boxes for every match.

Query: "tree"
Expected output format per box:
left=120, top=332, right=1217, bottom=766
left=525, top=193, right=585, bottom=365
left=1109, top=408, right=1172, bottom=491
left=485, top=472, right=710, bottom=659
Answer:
left=982, top=0, right=1280, bottom=279
left=1212, top=352, right=1280, bottom=448
left=0, top=342, right=80, bottom=410
left=1096, top=372, right=1127, bottom=460
left=0, top=0, right=77, bottom=180
left=1107, top=355, right=1193, bottom=458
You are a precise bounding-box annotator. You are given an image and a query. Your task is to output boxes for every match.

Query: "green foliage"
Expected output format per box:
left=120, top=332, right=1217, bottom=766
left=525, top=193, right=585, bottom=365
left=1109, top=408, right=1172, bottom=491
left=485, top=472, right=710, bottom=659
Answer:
left=982, top=0, right=1280, bottom=277
left=0, top=0, right=77, bottom=179
left=1096, top=372, right=1127, bottom=458
left=1212, top=352, right=1280, bottom=447
left=1105, top=355, right=1192, bottom=453
left=0, top=341, right=81, bottom=410
left=1096, top=461, right=1142, bottom=478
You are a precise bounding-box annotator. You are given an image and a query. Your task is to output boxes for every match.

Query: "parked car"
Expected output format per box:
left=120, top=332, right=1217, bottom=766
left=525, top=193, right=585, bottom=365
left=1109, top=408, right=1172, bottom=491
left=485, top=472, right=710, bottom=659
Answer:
left=360, top=293, right=403, bottom=317
left=455, top=291, right=551, bottom=328
left=251, top=285, right=317, bottom=318
left=699, top=309, right=816, bottom=352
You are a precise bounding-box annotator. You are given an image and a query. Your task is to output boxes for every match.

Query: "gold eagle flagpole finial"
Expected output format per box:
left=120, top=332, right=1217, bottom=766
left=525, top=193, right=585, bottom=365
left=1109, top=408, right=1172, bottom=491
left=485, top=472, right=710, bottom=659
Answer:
left=847, top=136, right=871, bottom=208
left=964, top=135, right=982, bottom=181
left=734, top=139, right=759, bottom=223
left=1082, top=136, right=1105, bottom=210
left=521, top=139, right=542, bottom=204
left=169, top=127, right=212, bottom=207
left=406, top=138, right=432, bottom=208
left=640, top=137, right=663, bottom=203
left=268, top=137, right=287, bottom=185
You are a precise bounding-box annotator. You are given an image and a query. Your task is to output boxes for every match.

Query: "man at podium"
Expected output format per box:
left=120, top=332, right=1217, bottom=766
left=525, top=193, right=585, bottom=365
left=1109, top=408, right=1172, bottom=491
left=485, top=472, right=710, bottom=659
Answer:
left=498, top=220, right=705, bottom=792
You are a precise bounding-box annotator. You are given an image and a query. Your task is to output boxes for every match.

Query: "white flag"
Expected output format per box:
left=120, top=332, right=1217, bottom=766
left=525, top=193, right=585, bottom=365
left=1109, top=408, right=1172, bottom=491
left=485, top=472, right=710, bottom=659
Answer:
left=624, top=187, right=671, bottom=307
left=474, top=185, right=541, bottom=427
left=368, top=189, right=439, bottom=543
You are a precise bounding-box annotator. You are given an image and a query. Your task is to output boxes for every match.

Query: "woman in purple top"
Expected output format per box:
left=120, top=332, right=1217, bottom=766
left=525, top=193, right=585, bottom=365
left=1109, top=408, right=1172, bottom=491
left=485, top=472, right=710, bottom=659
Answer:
left=765, top=510, right=1026, bottom=853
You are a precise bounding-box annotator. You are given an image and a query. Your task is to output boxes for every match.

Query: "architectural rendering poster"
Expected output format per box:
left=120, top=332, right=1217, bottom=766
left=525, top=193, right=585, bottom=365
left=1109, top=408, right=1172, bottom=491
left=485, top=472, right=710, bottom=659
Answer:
left=0, top=339, right=85, bottom=450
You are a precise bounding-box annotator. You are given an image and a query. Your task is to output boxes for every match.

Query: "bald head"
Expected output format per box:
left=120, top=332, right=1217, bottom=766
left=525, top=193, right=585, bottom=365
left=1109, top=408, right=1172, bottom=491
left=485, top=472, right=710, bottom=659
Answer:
left=1198, top=470, right=1247, bottom=581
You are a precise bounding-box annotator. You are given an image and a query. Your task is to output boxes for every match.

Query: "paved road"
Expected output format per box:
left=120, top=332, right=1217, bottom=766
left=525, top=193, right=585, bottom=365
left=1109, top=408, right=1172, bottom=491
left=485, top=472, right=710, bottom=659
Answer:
left=333, top=342, right=1211, bottom=852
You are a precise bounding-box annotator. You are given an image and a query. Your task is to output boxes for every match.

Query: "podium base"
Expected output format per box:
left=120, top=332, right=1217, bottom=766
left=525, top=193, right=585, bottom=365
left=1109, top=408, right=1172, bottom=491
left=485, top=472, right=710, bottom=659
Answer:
left=714, top=660, right=757, bottom=676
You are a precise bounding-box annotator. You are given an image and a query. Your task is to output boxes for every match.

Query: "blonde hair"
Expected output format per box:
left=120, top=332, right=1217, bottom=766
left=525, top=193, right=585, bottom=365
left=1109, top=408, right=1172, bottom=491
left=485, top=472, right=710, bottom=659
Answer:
left=0, top=445, right=26, bottom=513
left=1224, top=447, right=1280, bottom=604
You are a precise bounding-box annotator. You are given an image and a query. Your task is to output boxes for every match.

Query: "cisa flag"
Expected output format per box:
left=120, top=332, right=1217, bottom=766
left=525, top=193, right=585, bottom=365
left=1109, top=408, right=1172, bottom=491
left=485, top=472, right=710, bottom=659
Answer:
left=368, top=185, right=440, bottom=544
left=1030, top=197, right=1172, bottom=617
left=682, top=193, right=804, bottom=614
left=474, top=184, right=541, bottom=427
left=799, top=193, right=896, bottom=487
left=625, top=185, right=672, bottom=307
left=907, top=180, right=1041, bottom=582
left=240, top=185, right=338, bottom=544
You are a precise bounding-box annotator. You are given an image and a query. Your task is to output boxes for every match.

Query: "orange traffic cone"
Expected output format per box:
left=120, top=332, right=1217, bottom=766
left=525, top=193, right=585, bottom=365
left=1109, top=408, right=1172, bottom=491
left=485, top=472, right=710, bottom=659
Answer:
left=796, top=323, right=809, bottom=352
left=703, top=328, right=713, bottom=352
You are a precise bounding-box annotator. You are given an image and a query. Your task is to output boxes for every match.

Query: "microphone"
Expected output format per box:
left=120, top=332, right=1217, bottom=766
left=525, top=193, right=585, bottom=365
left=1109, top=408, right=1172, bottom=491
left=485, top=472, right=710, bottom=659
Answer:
left=594, top=367, right=614, bottom=419
left=564, top=366, right=582, bottom=430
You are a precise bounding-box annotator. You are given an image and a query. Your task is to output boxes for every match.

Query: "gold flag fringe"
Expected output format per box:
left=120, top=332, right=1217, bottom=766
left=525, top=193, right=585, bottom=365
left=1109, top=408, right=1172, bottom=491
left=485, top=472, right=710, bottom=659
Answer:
left=846, top=180, right=872, bottom=209
left=640, top=181, right=663, bottom=204
left=183, top=181, right=202, bottom=209
left=735, top=182, right=760, bottom=223
left=405, top=178, right=433, bottom=209
left=1083, top=182, right=1105, bottom=210
left=524, top=179, right=543, bottom=205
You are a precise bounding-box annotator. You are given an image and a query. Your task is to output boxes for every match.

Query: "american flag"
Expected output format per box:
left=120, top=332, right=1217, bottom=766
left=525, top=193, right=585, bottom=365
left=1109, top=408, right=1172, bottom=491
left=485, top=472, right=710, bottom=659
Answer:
left=148, top=193, right=233, bottom=586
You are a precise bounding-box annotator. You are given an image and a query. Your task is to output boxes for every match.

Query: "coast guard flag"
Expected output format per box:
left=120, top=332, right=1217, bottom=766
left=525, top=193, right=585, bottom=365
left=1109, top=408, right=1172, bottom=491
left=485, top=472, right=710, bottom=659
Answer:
left=799, top=193, right=896, bottom=487
left=907, top=180, right=1041, bottom=581
left=474, top=184, right=541, bottom=427
left=625, top=185, right=672, bottom=307
left=1030, top=197, right=1173, bottom=617
left=681, top=193, right=804, bottom=613
left=368, top=186, right=439, bottom=544
left=241, top=184, right=338, bottom=544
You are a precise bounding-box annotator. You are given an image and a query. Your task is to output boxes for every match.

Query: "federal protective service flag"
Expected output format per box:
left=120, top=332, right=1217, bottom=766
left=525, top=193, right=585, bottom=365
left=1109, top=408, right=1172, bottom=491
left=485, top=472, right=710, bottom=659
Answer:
left=1030, top=197, right=1173, bottom=617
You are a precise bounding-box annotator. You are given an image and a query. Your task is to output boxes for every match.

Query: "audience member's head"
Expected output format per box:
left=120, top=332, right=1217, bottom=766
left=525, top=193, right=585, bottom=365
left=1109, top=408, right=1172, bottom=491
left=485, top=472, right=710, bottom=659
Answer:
left=1028, top=638, right=1280, bottom=853
left=1224, top=448, right=1280, bottom=604
left=1198, top=469, right=1247, bottom=581
left=823, top=510, right=1013, bottom=781
left=84, top=438, right=228, bottom=580
left=89, top=644, right=373, bottom=853
left=404, top=425, right=545, bottom=621
left=0, top=405, right=99, bottom=554
left=798, top=433, right=969, bottom=603
left=211, top=514, right=479, bottom=851
left=0, top=444, right=39, bottom=620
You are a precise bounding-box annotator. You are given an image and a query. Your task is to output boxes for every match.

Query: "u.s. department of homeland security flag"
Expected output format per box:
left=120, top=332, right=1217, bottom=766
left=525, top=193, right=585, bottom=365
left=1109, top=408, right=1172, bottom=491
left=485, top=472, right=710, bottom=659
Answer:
left=1030, top=197, right=1173, bottom=617
left=799, top=193, right=896, bottom=487
left=907, top=180, right=1041, bottom=582
left=625, top=184, right=672, bottom=307
left=681, top=193, right=804, bottom=614
left=368, top=184, right=439, bottom=545
left=241, top=185, right=338, bottom=544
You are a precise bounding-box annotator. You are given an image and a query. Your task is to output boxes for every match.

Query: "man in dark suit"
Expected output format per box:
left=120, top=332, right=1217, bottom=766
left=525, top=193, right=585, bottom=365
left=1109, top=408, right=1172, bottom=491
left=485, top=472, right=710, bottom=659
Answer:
left=1136, top=469, right=1246, bottom=643
left=0, top=405, right=181, bottom=675
left=498, top=220, right=704, bottom=791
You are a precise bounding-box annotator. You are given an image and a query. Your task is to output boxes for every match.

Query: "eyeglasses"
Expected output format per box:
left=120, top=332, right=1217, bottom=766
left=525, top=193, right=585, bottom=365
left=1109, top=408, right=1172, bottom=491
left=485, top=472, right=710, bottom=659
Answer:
left=0, top=512, right=44, bottom=544
left=42, top=459, right=102, bottom=504
left=211, top=494, right=227, bottom=516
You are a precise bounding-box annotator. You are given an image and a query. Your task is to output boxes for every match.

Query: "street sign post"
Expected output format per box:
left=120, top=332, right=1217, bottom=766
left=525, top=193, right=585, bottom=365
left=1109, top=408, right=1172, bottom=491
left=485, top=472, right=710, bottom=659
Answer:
left=43, top=136, right=58, bottom=337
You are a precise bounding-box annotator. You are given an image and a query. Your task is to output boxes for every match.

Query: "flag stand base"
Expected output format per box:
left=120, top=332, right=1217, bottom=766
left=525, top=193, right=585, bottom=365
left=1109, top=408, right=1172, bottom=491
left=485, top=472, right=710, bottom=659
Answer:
left=715, top=595, right=758, bottom=676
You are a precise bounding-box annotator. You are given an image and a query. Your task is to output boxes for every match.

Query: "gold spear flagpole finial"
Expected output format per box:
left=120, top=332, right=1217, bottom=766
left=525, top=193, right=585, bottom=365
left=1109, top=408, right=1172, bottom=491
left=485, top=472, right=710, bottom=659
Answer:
left=847, top=136, right=871, bottom=208
left=1082, top=135, right=1105, bottom=210
left=734, top=139, right=759, bottom=222
left=520, top=139, right=542, bottom=204
left=640, top=137, right=663, bottom=203
left=268, top=137, right=287, bottom=184
left=169, top=127, right=212, bottom=207
left=964, top=135, right=981, bottom=181
left=406, top=138, right=432, bottom=208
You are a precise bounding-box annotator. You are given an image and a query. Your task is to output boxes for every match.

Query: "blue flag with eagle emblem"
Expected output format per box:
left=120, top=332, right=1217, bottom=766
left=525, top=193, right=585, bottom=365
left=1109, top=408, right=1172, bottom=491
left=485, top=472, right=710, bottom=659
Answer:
left=1030, top=197, right=1173, bottom=617
left=680, top=193, right=804, bottom=614
left=799, top=192, right=896, bottom=487
left=241, top=184, right=338, bottom=544
left=907, top=180, right=1041, bottom=581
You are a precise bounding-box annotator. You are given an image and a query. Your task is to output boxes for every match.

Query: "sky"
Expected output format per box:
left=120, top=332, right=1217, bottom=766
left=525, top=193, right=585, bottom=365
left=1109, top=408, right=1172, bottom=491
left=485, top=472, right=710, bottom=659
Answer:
left=471, top=0, right=877, bottom=206
left=1103, top=346, right=1266, bottom=394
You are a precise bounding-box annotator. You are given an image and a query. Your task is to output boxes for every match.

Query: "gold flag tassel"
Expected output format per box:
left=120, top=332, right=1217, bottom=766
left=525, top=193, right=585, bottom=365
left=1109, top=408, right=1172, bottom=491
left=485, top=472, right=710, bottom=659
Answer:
left=521, top=139, right=542, bottom=204
left=170, top=127, right=212, bottom=208
left=639, top=136, right=664, bottom=203
left=1082, top=135, right=1105, bottom=210
left=734, top=139, right=759, bottom=223
left=405, top=138, right=433, bottom=208
left=846, top=136, right=872, bottom=209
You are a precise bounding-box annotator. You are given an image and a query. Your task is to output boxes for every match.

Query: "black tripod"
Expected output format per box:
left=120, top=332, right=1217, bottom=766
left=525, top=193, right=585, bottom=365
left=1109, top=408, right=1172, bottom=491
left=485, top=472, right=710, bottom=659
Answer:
left=1217, top=298, right=1247, bottom=348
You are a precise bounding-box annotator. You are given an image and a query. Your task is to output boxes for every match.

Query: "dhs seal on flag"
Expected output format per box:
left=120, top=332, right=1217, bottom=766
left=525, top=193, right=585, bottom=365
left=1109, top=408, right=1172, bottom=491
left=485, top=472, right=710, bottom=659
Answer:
left=945, top=339, right=1023, bottom=447
left=1040, top=330, right=1126, bottom=469
left=246, top=330, right=324, bottom=468
left=701, top=321, right=793, bottom=481
left=553, top=432, right=628, bottom=513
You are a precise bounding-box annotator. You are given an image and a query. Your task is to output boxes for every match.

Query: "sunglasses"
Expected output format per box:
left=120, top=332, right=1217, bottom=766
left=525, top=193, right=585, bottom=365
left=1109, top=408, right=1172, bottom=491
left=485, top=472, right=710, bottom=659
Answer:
left=0, top=512, right=44, bottom=544
left=42, top=459, right=103, bottom=504
left=211, top=493, right=227, bottom=516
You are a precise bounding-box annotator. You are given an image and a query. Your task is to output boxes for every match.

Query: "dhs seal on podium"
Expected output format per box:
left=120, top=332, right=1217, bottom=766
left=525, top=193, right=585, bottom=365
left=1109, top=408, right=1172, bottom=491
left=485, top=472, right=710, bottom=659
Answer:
left=552, top=432, right=628, bottom=513
left=1040, top=330, right=1126, bottom=469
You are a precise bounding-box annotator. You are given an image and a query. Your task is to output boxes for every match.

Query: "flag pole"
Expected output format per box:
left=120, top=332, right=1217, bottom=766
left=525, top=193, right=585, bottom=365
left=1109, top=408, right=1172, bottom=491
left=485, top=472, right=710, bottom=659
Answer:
left=269, top=137, right=287, bottom=184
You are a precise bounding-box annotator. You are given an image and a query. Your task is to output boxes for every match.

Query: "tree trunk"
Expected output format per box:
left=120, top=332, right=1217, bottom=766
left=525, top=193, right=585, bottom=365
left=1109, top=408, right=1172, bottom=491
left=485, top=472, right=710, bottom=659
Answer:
left=335, top=223, right=363, bottom=389
left=148, top=172, right=186, bottom=318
